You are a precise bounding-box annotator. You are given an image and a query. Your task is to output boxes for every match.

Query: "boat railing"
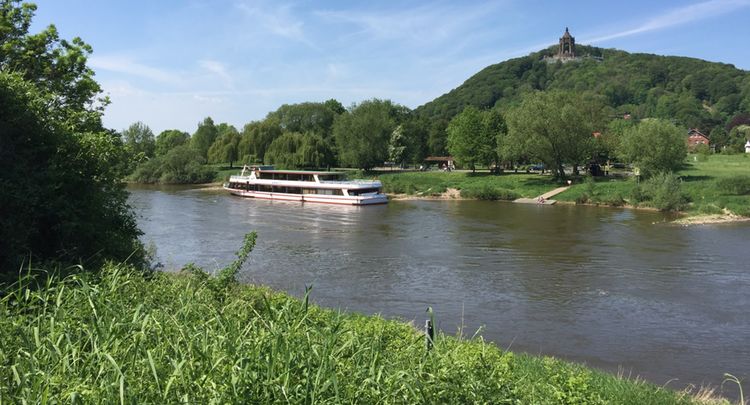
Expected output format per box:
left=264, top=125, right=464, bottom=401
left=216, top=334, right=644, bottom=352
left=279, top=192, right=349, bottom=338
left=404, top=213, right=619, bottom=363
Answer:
left=319, top=180, right=381, bottom=185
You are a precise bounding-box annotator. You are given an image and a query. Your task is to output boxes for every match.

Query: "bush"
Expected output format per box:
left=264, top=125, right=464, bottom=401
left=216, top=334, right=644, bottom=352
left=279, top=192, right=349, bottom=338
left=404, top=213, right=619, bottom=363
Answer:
left=460, top=185, right=519, bottom=200
left=643, top=172, right=689, bottom=211
left=716, top=175, right=750, bottom=195
left=129, top=145, right=217, bottom=184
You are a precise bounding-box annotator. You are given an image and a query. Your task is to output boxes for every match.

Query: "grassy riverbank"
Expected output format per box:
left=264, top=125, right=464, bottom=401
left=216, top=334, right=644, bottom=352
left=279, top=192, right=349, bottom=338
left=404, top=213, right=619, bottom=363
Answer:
left=375, top=154, right=750, bottom=219
left=0, top=262, right=732, bottom=404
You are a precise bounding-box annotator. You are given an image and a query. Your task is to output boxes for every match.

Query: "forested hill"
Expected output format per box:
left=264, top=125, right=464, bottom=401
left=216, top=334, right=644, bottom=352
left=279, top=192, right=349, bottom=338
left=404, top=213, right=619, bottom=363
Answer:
left=416, top=45, right=750, bottom=136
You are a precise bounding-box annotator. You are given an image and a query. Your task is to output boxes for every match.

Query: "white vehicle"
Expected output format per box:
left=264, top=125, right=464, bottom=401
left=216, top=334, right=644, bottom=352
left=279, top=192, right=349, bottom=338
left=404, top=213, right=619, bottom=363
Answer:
left=224, top=166, right=388, bottom=205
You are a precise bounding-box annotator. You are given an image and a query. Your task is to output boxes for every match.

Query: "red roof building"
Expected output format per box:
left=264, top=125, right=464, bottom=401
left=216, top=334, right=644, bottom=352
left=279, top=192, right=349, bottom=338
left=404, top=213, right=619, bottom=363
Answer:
left=687, top=129, right=709, bottom=150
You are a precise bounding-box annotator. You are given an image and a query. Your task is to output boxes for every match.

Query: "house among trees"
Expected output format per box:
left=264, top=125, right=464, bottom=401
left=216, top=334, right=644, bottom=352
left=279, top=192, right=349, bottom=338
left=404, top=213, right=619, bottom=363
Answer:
left=424, top=156, right=455, bottom=170
left=687, top=128, right=710, bottom=150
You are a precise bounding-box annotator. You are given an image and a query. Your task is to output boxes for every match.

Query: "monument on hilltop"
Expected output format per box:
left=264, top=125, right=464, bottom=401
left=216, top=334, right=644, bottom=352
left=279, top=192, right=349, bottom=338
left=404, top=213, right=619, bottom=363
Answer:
left=558, top=27, right=576, bottom=59
left=544, top=27, right=602, bottom=63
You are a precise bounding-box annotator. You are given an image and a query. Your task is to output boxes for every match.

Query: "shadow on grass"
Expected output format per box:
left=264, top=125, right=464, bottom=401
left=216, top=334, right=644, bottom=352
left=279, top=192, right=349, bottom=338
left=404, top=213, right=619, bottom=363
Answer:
left=681, top=175, right=714, bottom=182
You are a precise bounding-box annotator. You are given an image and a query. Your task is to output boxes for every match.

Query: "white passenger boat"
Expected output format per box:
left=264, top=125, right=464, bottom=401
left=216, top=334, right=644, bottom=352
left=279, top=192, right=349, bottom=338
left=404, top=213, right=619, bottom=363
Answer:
left=223, top=165, right=388, bottom=205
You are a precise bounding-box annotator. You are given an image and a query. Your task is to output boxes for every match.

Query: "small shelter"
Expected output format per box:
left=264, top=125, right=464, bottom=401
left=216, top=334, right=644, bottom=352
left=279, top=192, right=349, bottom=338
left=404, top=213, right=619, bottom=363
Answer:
left=687, top=128, right=710, bottom=150
left=745, top=140, right=750, bottom=154
left=424, top=156, right=455, bottom=170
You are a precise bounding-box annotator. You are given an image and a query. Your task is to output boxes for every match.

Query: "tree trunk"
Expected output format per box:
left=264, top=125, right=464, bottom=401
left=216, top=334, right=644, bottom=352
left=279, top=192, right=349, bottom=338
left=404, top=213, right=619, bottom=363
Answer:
left=557, top=163, right=566, bottom=180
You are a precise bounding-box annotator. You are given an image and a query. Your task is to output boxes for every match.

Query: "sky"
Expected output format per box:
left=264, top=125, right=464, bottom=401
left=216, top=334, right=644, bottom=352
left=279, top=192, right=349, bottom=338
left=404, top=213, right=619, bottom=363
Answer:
left=30, top=0, right=750, bottom=134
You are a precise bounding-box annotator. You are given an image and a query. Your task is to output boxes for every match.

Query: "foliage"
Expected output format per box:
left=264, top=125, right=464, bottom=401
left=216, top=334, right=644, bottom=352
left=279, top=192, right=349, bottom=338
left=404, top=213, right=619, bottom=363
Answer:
left=505, top=90, right=605, bottom=179
left=459, top=185, right=519, bottom=200
left=446, top=106, right=500, bottom=172
left=263, top=132, right=334, bottom=169
left=154, top=129, right=190, bottom=157
left=238, top=117, right=282, bottom=164
left=130, top=145, right=216, bottom=184
left=267, top=100, right=343, bottom=138
left=0, top=1, right=144, bottom=271
left=190, top=117, right=219, bottom=160
left=121, top=121, right=155, bottom=167
left=716, top=175, right=750, bottom=195
left=0, top=72, right=143, bottom=273
left=388, top=125, right=407, bottom=165
left=0, top=0, right=105, bottom=130
left=333, top=99, right=405, bottom=170
left=416, top=45, right=749, bottom=139
left=642, top=172, right=689, bottom=211
left=207, top=125, right=240, bottom=167
left=618, top=119, right=687, bottom=176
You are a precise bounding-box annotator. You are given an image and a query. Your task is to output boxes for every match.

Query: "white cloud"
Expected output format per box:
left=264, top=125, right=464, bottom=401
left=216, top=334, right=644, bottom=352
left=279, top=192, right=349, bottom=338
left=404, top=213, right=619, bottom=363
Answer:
left=89, top=55, right=184, bottom=85
left=234, top=2, right=315, bottom=47
left=199, top=59, right=233, bottom=87
left=315, top=2, right=503, bottom=44
left=583, top=0, right=750, bottom=43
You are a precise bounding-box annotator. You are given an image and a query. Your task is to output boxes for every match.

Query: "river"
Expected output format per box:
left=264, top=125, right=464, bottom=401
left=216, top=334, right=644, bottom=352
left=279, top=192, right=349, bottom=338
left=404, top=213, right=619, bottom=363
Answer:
left=129, top=184, right=750, bottom=398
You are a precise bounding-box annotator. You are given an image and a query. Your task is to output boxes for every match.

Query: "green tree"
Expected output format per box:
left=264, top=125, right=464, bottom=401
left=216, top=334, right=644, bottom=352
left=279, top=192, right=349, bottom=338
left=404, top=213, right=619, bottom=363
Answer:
left=0, top=0, right=105, bottom=130
left=388, top=125, right=407, bottom=166
left=333, top=99, right=401, bottom=170
left=446, top=106, right=488, bottom=172
left=618, top=119, right=687, bottom=176
left=483, top=109, right=507, bottom=170
left=208, top=125, right=240, bottom=167
left=238, top=118, right=282, bottom=163
left=297, top=133, right=334, bottom=168
left=1, top=2, right=143, bottom=272
left=191, top=117, right=218, bottom=159
left=121, top=121, right=155, bottom=164
left=155, top=129, right=190, bottom=157
left=505, top=91, right=602, bottom=179
left=1, top=73, right=142, bottom=273
left=264, top=132, right=303, bottom=168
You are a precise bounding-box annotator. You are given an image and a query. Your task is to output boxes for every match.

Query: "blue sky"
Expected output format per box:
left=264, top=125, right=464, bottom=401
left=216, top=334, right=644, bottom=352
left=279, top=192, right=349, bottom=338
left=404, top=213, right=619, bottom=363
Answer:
left=30, top=0, right=750, bottom=134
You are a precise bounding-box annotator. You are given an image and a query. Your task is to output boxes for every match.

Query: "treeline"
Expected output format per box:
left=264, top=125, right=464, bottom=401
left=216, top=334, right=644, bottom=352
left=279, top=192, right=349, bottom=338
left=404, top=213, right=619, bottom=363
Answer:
left=417, top=45, right=750, bottom=152
left=125, top=99, right=439, bottom=182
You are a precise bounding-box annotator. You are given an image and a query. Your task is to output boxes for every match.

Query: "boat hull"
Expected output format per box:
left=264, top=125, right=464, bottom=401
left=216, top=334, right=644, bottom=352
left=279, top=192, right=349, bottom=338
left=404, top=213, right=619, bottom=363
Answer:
left=224, top=187, right=388, bottom=205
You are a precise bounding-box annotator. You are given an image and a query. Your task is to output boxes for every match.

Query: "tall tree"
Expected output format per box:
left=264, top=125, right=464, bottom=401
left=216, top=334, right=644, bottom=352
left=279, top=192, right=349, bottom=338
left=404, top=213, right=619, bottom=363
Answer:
left=506, top=91, right=603, bottom=179
left=191, top=117, right=218, bottom=160
left=388, top=125, right=407, bottom=166
left=238, top=118, right=282, bottom=163
left=333, top=99, right=401, bottom=170
left=208, top=125, right=240, bottom=167
left=121, top=121, right=155, bottom=163
left=0, top=0, right=105, bottom=130
left=447, top=106, right=484, bottom=172
left=155, top=129, right=190, bottom=157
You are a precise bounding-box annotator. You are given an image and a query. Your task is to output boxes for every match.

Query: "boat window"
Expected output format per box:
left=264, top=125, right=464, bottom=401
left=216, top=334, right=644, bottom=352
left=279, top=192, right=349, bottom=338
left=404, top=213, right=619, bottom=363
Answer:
left=301, top=188, right=343, bottom=195
left=318, top=174, right=343, bottom=181
left=349, top=188, right=380, bottom=196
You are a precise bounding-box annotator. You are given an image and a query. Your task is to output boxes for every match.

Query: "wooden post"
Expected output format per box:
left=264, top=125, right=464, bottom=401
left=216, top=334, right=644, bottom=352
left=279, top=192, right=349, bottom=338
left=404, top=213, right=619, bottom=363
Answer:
left=425, top=319, right=434, bottom=351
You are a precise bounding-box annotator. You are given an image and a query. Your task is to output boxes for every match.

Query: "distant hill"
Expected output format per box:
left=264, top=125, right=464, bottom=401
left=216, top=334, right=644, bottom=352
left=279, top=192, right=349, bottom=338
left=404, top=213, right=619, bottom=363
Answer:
left=416, top=45, right=750, bottom=136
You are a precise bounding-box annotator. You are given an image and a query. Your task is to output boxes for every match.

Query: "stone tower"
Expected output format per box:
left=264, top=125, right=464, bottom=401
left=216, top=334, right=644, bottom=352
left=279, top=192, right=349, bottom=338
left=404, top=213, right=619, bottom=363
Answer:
left=558, top=27, right=576, bottom=58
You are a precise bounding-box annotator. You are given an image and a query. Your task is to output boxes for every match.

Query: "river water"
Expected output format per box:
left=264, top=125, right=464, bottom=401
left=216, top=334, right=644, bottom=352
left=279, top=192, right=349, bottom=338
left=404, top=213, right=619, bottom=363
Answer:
left=129, top=185, right=750, bottom=397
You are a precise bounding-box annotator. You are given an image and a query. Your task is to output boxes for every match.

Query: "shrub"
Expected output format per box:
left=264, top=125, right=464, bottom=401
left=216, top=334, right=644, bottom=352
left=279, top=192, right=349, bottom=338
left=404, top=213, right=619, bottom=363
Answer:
left=460, top=185, right=519, bottom=200
left=643, top=172, right=689, bottom=211
left=716, top=175, right=750, bottom=195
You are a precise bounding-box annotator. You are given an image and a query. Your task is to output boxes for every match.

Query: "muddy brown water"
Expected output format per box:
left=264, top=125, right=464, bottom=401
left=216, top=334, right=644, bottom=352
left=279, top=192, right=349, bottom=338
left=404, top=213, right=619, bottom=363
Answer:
left=129, top=184, right=750, bottom=398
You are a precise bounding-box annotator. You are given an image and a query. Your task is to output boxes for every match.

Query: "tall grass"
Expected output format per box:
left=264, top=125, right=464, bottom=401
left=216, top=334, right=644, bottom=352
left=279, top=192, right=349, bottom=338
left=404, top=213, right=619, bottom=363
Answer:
left=0, top=235, right=732, bottom=403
